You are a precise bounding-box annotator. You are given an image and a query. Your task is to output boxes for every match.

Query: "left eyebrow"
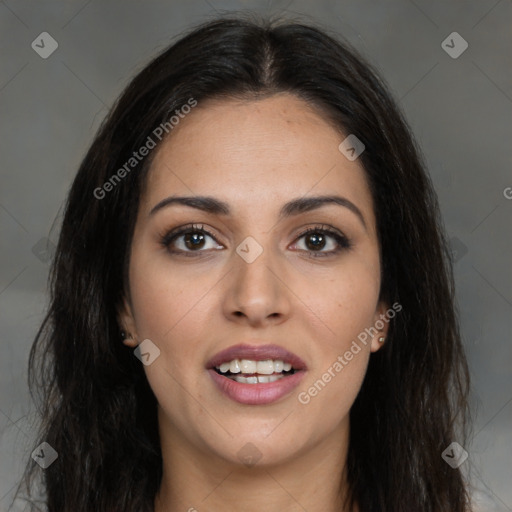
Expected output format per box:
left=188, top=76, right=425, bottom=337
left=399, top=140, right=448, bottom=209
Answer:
left=279, top=195, right=367, bottom=231
left=149, top=194, right=367, bottom=231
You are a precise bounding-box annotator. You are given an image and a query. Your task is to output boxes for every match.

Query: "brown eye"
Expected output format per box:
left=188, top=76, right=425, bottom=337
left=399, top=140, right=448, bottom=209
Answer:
left=304, top=232, right=327, bottom=251
left=160, top=224, right=224, bottom=255
left=292, top=225, right=352, bottom=257
left=183, top=231, right=206, bottom=250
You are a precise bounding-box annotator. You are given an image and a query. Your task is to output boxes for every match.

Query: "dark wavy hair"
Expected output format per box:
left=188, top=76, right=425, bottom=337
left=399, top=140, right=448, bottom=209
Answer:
left=12, top=13, right=473, bottom=512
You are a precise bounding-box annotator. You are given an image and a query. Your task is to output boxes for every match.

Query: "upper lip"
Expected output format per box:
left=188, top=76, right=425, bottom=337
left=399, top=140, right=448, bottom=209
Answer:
left=206, top=343, right=307, bottom=371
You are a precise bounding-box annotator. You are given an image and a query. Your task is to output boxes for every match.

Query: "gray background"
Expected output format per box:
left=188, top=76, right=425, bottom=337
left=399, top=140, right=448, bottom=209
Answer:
left=0, top=0, right=511, bottom=510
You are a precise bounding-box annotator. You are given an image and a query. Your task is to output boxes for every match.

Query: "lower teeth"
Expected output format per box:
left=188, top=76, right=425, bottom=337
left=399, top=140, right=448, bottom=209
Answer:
left=228, top=374, right=285, bottom=384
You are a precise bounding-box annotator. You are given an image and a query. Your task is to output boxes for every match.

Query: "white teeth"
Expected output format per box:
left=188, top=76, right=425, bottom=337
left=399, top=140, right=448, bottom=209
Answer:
left=256, top=360, right=274, bottom=375
left=215, top=358, right=296, bottom=374
left=219, top=362, right=231, bottom=373
left=233, top=374, right=285, bottom=384
left=273, top=359, right=284, bottom=372
left=240, top=359, right=257, bottom=373
left=229, top=359, right=241, bottom=373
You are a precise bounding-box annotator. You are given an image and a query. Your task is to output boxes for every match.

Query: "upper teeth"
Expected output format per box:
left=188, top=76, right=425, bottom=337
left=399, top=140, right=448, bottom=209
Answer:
left=216, top=359, right=293, bottom=374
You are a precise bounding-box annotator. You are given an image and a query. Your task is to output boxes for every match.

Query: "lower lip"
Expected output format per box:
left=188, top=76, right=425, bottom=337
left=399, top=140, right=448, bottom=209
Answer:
left=208, top=369, right=306, bottom=405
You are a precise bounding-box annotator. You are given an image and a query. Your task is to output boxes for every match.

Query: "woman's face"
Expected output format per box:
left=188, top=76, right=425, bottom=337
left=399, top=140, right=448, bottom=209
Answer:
left=120, top=93, right=388, bottom=468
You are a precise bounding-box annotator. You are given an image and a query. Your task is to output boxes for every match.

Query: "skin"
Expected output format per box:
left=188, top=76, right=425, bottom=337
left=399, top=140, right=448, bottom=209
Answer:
left=118, top=93, right=388, bottom=512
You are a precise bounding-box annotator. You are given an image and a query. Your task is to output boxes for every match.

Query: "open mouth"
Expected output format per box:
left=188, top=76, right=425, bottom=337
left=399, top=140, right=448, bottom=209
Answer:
left=214, top=359, right=297, bottom=384
left=206, top=345, right=307, bottom=404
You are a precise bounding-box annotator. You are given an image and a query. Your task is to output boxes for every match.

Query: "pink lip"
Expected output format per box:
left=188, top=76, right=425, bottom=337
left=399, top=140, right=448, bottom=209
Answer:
left=206, top=343, right=307, bottom=370
left=208, top=369, right=306, bottom=405
left=206, top=343, right=307, bottom=405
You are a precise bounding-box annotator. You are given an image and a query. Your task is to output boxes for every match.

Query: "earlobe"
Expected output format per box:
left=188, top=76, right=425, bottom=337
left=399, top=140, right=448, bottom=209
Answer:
left=370, top=300, right=391, bottom=352
left=117, top=296, right=139, bottom=347
left=120, top=330, right=138, bottom=348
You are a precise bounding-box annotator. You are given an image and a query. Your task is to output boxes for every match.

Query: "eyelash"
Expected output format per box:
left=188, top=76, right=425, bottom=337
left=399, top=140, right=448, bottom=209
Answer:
left=159, top=223, right=352, bottom=258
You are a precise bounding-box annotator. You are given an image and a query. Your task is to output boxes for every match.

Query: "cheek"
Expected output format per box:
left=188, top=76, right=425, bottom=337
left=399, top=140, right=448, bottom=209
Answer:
left=292, top=255, right=380, bottom=419
left=127, top=247, right=218, bottom=377
left=128, top=243, right=206, bottom=335
left=127, top=251, right=213, bottom=424
left=296, top=257, right=381, bottom=351
left=297, top=347, right=369, bottom=446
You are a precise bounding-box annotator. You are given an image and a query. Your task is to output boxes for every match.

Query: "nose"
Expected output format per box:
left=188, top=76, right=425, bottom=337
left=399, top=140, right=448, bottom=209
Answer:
left=222, top=244, right=292, bottom=327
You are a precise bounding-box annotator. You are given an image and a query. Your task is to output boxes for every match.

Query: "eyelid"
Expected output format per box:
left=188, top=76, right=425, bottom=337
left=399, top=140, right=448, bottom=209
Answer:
left=159, top=223, right=223, bottom=253
left=159, top=222, right=352, bottom=256
left=291, top=224, right=353, bottom=255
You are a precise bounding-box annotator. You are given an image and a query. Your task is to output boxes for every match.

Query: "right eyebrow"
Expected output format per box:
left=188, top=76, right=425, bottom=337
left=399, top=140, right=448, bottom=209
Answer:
left=149, top=195, right=230, bottom=217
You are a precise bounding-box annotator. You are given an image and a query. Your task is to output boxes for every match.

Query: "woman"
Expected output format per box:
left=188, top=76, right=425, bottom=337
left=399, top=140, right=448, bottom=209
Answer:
left=15, top=14, right=473, bottom=512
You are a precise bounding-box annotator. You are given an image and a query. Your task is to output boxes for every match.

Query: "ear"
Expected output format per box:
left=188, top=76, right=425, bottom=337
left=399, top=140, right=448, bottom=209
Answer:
left=117, top=295, right=139, bottom=348
left=370, top=300, right=391, bottom=353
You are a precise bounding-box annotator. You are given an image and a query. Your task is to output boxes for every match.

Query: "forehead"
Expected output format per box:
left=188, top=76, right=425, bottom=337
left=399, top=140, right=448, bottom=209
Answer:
left=141, top=93, right=375, bottom=231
